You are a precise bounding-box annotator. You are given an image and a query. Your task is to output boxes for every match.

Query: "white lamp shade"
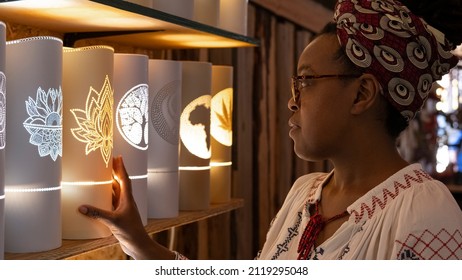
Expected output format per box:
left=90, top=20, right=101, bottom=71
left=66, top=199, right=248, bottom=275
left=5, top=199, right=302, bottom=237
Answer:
left=62, top=46, right=114, bottom=239
left=219, top=0, right=248, bottom=35
left=147, top=59, right=181, bottom=218
left=194, top=0, right=220, bottom=26
left=179, top=61, right=211, bottom=211
left=4, top=36, right=63, bottom=253
left=0, top=21, right=6, bottom=259
left=210, top=65, right=233, bottom=203
left=113, top=53, right=149, bottom=225
left=152, top=0, right=194, bottom=20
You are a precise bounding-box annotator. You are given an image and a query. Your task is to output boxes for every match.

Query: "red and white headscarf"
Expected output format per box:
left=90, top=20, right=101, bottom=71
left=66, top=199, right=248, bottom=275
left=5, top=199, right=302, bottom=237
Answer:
left=334, top=0, right=459, bottom=121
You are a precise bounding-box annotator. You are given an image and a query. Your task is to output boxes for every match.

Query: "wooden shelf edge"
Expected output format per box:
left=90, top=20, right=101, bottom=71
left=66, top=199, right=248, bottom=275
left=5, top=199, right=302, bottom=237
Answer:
left=4, top=198, right=244, bottom=260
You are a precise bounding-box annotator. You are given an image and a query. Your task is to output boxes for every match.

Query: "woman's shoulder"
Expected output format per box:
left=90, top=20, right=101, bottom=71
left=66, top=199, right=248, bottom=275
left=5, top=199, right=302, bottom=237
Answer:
left=286, top=172, right=331, bottom=202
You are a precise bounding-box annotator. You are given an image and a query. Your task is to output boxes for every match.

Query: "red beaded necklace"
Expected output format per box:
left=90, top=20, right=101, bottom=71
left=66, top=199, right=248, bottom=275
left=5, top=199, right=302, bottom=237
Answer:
left=297, top=200, right=349, bottom=260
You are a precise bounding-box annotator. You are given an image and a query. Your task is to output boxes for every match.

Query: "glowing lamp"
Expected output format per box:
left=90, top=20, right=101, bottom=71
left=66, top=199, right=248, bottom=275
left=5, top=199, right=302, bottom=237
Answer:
left=62, top=46, right=114, bottom=239
left=219, top=0, right=248, bottom=35
left=210, top=66, right=233, bottom=203
left=179, top=61, right=212, bottom=211
left=114, top=53, right=149, bottom=225
left=0, top=21, right=5, bottom=259
left=194, top=0, right=220, bottom=27
left=147, top=59, right=181, bottom=218
left=4, top=36, right=62, bottom=253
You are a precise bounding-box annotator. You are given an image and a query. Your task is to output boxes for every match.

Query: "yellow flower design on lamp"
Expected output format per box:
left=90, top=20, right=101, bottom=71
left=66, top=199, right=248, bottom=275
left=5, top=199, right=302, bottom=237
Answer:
left=70, top=75, right=113, bottom=167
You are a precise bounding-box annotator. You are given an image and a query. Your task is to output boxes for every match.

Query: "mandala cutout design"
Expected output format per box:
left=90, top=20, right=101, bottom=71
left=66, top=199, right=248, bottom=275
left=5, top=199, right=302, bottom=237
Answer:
left=0, top=72, right=5, bottom=149
left=23, top=87, right=63, bottom=161
left=150, top=80, right=181, bottom=145
left=116, top=84, right=149, bottom=150
left=70, top=75, right=113, bottom=167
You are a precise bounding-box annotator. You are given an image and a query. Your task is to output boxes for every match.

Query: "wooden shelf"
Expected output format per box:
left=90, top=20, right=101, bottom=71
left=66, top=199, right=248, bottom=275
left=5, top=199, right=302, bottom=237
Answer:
left=0, top=0, right=259, bottom=48
left=5, top=198, right=244, bottom=260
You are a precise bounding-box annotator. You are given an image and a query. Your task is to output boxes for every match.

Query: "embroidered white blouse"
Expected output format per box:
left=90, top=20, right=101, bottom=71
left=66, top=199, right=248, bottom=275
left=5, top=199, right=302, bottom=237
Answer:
left=257, top=164, right=462, bottom=260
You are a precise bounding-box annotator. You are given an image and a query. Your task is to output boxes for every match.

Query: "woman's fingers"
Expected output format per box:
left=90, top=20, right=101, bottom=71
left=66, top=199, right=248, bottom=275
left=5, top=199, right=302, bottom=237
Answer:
left=112, top=156, right=132, bottom=197
left=78, top=205, right=115, bottom=226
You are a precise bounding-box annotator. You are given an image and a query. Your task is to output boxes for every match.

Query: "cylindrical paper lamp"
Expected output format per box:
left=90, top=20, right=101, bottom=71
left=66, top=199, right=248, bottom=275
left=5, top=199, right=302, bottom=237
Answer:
left=114, top=53, right=149, bottom=225
left=219, top=0, right=248, bottom=35
left=194, top=0, right=220, bottom=27
left=152, top=0, right=194, bottom=20
left=0, top=21, right=6, bottom=259
left=4, top=36, right=62, bottom=253
left=179, top=61, right=212, bottom=211
left=62, top=46, right=114, bottom=239
left=147, top=59, right=181, bottom=218
left=210, top=65, right=233, bottom=203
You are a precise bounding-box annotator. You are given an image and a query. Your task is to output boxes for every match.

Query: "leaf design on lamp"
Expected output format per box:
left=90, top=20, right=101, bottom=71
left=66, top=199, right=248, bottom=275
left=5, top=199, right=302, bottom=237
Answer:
left=70, top=75, right=113, bottom=167
left=216, top=98, right=232, bottom=132
left=23, top=86, right=63, bottom=161
left=211, top=88, right=233, bottom=147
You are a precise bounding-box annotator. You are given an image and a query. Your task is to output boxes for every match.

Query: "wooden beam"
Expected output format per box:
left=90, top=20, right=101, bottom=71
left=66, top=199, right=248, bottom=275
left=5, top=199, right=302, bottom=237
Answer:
left=250, top=0, right=333, bottom=33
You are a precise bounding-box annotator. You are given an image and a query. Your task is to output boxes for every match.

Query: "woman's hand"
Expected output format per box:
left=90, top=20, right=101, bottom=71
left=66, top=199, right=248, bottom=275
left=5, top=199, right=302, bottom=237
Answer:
left=78, top=156, right=175, bottom=260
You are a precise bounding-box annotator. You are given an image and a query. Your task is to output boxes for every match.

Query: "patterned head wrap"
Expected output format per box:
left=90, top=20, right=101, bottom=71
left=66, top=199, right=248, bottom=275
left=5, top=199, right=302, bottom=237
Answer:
left=334, top=0, right=459, bottom=121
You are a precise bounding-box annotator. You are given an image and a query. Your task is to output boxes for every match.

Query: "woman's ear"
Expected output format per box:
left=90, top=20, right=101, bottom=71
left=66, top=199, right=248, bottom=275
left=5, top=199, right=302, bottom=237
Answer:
left=350, top=74, right=382, bottom=116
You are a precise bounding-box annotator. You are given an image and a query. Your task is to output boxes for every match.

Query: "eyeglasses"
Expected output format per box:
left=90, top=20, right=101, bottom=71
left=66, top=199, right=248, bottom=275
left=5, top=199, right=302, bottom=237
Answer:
left=291, top=74, right=361, bottom=103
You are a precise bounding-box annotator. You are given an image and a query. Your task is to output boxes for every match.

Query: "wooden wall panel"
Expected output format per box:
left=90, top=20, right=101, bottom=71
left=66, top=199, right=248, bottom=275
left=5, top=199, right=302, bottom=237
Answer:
left=250, top=0, right=333, bottom=33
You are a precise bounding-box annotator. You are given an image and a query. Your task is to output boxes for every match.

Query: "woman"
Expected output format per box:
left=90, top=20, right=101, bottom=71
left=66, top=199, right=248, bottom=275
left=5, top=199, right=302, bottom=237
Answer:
left=79, top=0, right=462, bottom=259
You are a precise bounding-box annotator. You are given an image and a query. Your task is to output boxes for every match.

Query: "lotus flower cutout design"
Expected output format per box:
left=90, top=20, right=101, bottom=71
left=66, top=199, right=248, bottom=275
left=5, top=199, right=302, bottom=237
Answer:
left=70, top=75, right=113, bottom=167
left=23, top=86, right=63, bottom=161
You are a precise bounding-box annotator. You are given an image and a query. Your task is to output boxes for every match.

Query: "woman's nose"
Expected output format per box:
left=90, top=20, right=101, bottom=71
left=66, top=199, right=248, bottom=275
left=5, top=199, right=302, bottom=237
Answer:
left=288, top=97, right=299, bottom=112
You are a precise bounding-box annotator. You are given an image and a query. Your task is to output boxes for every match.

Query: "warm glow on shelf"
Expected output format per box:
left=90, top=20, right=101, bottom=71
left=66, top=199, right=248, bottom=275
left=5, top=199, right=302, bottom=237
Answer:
left=0, top=0, right=161, bottom=32
left=154, top=33, right=247, bottom=48
left=0, top=0, right=258, bottom=49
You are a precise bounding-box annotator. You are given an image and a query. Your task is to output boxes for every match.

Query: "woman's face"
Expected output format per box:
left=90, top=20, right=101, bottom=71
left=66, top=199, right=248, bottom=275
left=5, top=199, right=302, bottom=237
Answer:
left=288, top=34, right=359, bottom=161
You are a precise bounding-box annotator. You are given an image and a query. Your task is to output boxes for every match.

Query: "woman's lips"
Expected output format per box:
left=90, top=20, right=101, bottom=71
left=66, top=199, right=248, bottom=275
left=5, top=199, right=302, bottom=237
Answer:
left=288, top=120, right=300, bottom=136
